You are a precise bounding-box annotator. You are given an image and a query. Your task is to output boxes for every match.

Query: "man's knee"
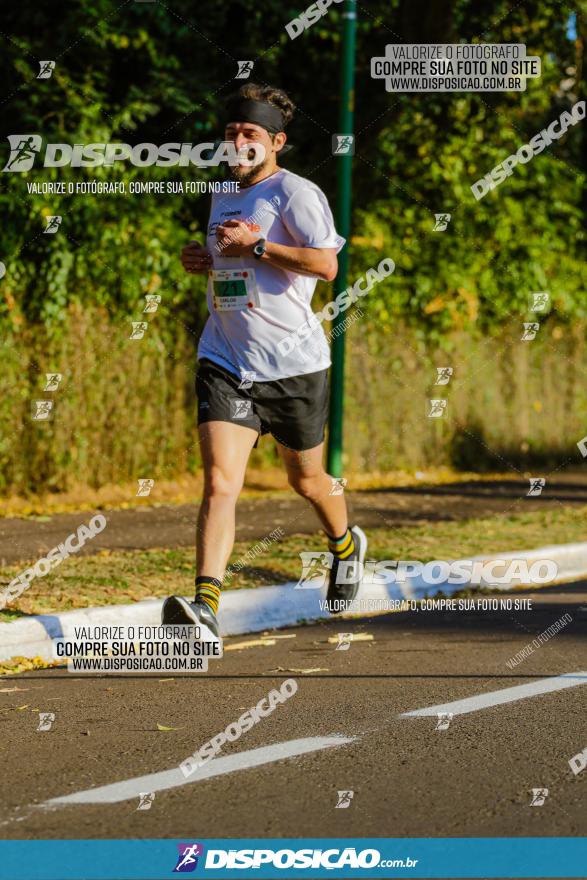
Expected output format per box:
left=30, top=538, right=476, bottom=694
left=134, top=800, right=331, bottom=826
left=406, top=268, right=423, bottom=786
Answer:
left=288, top=471, right=324, bottom=503
left=204, top=466, right=242, bottom=500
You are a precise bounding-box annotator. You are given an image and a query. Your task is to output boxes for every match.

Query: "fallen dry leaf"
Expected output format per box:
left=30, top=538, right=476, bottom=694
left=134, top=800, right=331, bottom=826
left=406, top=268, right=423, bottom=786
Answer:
left=0, top=687, right=28, bottom=693
left=327, top=633, right=374, bottom=644
left=156, top=723, right=184, bottom=731
left=225, top=638, right=276, bottom=651
left=261, top=633, right=296, bottom=640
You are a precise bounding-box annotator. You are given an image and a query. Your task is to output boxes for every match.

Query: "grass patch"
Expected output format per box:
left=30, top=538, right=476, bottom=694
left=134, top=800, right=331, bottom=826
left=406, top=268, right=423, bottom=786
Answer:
left=1, top=505, right=586, bottom=622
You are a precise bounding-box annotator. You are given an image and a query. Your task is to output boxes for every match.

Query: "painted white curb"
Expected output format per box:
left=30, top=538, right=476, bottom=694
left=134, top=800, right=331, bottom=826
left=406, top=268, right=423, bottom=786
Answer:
left=1, top=541, right=586, bottom=664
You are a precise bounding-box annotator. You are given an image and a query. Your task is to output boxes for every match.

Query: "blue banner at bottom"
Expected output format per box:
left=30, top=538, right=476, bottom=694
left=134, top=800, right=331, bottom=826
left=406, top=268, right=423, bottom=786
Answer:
left=0, top=838, right=585, bottom=879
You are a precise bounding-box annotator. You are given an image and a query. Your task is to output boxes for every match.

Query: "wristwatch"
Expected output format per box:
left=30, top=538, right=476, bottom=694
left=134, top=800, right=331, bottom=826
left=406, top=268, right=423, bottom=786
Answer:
left=253, top=238, right=266, bottom=260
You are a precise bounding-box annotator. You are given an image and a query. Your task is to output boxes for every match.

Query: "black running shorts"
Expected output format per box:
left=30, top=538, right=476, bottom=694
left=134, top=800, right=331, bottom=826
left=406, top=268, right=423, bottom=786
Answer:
left=196, top=358, right=329, bottom=451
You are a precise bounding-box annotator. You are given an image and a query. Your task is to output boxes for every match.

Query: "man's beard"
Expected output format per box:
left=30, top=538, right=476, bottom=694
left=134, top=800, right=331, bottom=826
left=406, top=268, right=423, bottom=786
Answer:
left=230, top=152, right=271, bottom=186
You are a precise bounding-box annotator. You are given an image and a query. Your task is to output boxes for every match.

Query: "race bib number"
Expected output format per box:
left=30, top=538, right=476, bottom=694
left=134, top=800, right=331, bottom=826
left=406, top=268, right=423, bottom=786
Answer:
left=210, top=269, right=260, bottom=311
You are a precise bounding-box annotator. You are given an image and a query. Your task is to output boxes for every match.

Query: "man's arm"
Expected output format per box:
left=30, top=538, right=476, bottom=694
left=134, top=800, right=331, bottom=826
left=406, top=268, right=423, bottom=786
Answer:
left=259, top=240, right=338, bottom=282
left=216, top=220, right=338, bottom=282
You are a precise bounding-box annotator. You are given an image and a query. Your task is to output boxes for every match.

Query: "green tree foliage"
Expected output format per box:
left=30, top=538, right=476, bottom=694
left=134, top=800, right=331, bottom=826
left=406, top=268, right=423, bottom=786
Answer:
left=1, top=0, right=585, bottom=340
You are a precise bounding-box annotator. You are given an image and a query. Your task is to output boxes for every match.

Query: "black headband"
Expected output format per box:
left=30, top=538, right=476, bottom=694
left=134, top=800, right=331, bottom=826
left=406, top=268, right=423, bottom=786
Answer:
left=224, top=98, right=286, bottom=134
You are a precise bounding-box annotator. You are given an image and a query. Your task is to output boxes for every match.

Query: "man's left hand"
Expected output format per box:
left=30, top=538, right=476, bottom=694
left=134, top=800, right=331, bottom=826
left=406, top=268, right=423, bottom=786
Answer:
left=215, top=219, right=260, bottom=257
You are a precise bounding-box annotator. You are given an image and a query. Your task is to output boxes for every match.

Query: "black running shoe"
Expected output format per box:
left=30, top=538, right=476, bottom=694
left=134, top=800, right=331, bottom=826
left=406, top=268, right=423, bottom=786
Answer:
left=325, top=525, right=367, bottom=614
left=161, top=596, right=220, bottom=640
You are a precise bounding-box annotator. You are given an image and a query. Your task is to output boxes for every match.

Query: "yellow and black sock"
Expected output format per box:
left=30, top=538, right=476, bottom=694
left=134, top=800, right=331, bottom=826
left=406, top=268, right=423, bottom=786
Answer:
left=195, top=576, right=222, bottom=614
left=327, top=528, right=355, bottom=560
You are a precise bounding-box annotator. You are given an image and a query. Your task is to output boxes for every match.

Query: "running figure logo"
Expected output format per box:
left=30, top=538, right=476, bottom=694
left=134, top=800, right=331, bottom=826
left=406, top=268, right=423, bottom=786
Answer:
left=44, top=373, right=62, bottom=391
left=173, top=843, right=204, bottom=873
left=335, top=633, right=353, bottom=651
left=529, top=788, right=549, bottom=806
left=428, top=399, right=447, bottom=418
left=432, top=213, right=451, bottom=231
left=434, top=367, right=453, bottom=386
left=3, top=135, right=42, bottom=172
left=136, top=792, right=155, bottom=811
left=231, top=399, right=252, bottom=420
left=37, top=61, right=56, bottom=79
left=44, top=216, right=62, bottom=234
left=37, top=712, right=55, bottom=732
left=521, top=322, right=539, bottom=341
left=530, top=292, right=549, bottom=312
left=238, top=371, right=256, bottom=390
left=335, top=790, right=354, bottom=808
left=236, top=61, right=254, bottom=79
left=32, top=400, right=53, bottom=421
left=130, top=321, right=148, bottom=340
left=143, top=294, right=161, bottom=314
left=435, top=712, right=453, bottom=731
left=137, top=479, right=155, bottom=497
left=332, top=135, right=355, bottom=156
left=295, top=551, right=334, bottom=589
left=329, top=477, right=347, bottom=496
left=527, top=477, right=546, bottom=497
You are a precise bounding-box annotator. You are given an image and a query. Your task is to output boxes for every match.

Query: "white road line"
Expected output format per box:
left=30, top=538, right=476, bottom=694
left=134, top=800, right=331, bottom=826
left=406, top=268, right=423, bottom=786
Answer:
left=33, top=673, right=586, bottom=812
left=41, top=736, right=355, bottom=806
left=400, top=671, right=587, bottom=717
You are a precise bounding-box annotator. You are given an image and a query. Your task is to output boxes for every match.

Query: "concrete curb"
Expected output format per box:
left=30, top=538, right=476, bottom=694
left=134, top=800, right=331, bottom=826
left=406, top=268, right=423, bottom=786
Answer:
left=1, top=541, right=586, bottom=663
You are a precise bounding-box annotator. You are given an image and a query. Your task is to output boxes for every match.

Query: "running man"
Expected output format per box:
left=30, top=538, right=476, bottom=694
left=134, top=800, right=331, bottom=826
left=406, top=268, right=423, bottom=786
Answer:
left=162, top=83, right=366, bottom=638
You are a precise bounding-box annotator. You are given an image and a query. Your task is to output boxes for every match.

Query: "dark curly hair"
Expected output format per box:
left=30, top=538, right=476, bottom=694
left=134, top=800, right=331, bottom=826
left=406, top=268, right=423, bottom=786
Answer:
left=233, top=83, right=296, bottom=128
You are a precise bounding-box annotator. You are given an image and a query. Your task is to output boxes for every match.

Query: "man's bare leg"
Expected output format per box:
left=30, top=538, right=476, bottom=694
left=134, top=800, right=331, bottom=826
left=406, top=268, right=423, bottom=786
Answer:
left=162, top=420, right=257, bottom=633
left=276, top=441, right=348, bottom=536
left=277, top=440, right=366, bottom=612
left=196, top=420, right=258, bottom=579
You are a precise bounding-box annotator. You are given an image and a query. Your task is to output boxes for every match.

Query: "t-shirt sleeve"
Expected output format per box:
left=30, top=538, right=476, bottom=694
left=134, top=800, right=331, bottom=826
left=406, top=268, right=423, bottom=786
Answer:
left=281, top=186, right=346, bottom=253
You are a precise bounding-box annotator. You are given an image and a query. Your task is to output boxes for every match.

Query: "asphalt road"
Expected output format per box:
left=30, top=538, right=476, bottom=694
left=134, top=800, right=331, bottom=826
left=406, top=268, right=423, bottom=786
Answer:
left=1, top=582, right=585, bottom=843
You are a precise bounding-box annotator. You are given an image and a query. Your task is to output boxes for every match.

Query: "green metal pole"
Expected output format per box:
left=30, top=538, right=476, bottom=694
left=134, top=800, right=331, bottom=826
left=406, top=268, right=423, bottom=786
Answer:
left=326, top=0, right=357, bottom=478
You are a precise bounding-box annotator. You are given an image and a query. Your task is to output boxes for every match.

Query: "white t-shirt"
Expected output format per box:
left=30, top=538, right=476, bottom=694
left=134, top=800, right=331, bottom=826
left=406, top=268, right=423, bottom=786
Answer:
left=197, top=168, right=345, bottom=381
